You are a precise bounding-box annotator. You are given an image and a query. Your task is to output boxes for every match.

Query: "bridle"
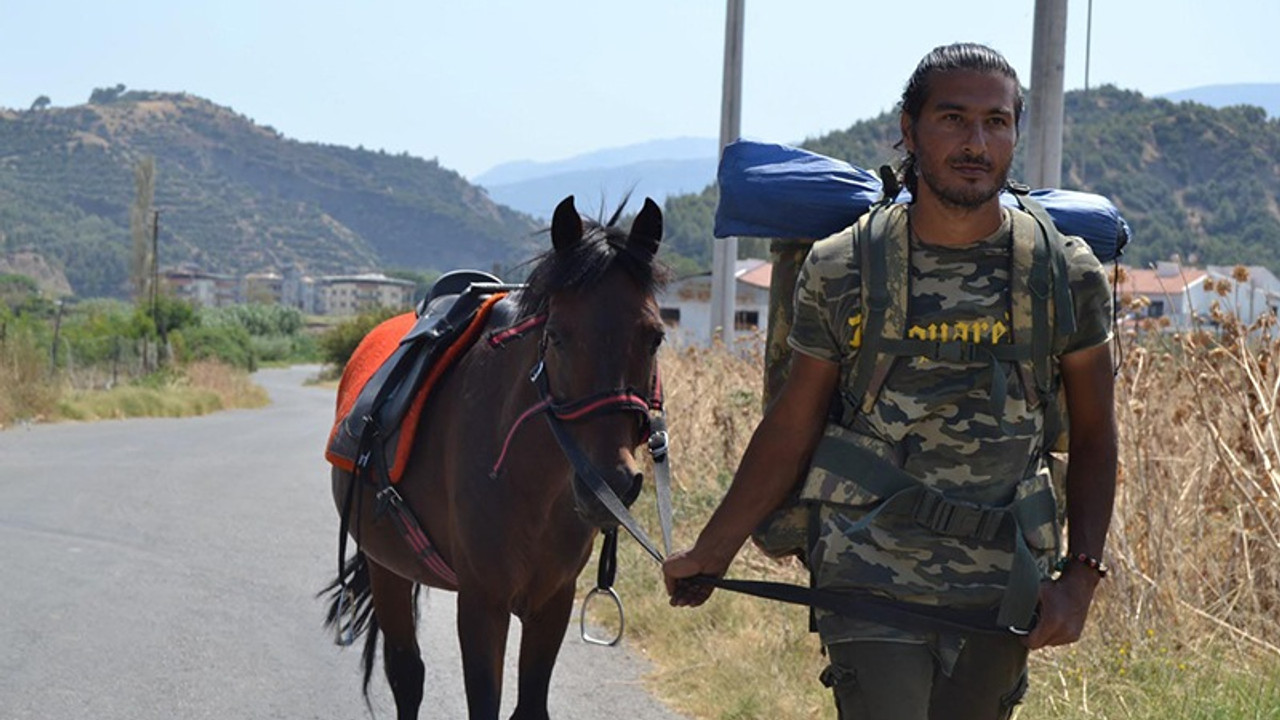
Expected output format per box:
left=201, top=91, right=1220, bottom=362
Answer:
left=491, top=312, right=675, bottom=645
left=490, top=314, right=672, bottom=555
left=489, top=321, right=661, bottom=485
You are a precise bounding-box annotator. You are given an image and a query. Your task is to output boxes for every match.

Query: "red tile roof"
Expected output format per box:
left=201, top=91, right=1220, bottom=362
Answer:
left=737, top=262, right=772, bottom=290
left=1115, top=267, right=1207, bottom=296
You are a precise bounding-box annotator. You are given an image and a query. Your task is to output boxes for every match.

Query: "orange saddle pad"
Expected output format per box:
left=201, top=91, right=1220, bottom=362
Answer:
left=325, top=293, right=505, bottom=482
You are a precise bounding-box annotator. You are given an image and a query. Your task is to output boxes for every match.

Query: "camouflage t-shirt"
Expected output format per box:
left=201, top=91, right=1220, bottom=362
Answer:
left=788, top=208, right=1112, bottom=645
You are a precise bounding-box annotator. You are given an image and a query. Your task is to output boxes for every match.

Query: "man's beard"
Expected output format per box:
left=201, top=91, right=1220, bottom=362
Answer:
left=916, top=152, right=1009, bottom=210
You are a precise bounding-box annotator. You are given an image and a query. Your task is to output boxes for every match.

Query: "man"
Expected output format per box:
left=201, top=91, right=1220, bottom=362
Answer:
left=663, top=43, right=1116, bottom=719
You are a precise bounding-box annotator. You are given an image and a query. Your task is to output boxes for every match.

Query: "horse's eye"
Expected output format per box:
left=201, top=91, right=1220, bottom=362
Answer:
left=650, top=333, right=664, bottom=356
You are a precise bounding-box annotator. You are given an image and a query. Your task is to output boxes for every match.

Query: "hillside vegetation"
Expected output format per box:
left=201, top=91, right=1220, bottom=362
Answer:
left=664, top=86, right=1280, bottom=273
left=0, top=89, right=540, bottom=298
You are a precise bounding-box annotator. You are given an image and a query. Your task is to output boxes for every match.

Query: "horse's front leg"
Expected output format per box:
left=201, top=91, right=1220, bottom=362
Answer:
left=457, top=591, right=512, bottom=720
left=510, top=582, right=576, bottom=720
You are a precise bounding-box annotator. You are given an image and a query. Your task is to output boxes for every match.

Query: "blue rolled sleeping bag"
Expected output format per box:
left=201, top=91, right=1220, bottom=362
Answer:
left=714, top=140, right=1130, bottom=262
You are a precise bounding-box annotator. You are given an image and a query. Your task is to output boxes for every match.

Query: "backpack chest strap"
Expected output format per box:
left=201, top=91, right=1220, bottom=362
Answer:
left=848, top=203, right=1060, bottom=422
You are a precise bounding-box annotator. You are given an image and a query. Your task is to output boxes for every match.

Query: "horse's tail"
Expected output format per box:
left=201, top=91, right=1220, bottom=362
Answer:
left=319, top=551, right=381, bottom=701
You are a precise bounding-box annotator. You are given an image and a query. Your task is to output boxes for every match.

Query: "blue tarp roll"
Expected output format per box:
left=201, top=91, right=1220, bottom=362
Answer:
left=713, top=140, right=1130, bottom=262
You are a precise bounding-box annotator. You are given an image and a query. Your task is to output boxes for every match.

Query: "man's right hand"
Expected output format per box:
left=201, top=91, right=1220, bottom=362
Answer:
left=661, top=354, right=840, bottom=609
left=662, top=549, right=719, bottom=607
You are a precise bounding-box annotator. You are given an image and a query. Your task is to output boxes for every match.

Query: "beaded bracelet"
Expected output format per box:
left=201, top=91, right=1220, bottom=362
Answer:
left=1054, top=552, right=1110, bottom=578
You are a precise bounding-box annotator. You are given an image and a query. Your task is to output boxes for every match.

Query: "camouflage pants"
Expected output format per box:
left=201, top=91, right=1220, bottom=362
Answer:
left=821, top=635, right=1029, bottom=720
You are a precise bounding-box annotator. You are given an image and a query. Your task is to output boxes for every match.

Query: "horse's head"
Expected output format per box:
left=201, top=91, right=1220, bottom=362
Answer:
left=518, top=195, right=668, bottom=529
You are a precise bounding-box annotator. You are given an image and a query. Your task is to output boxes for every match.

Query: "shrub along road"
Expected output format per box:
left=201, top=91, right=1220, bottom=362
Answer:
left=0, top=365, right=689, bottom=720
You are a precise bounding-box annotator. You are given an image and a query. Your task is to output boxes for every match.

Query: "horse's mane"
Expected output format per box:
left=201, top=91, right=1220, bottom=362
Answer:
left=516, top=204, right=671, bottom=318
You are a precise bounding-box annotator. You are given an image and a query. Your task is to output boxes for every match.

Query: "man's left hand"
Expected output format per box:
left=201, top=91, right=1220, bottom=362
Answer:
left=1024, top=568, right=1101, bottom=649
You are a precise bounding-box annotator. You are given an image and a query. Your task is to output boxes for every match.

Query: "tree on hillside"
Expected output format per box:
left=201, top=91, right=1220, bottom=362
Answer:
left=89, top=84, right=127, bottom=104
left=129, top=157, right=156, bottom=306
left=0, top=273, right=39, bottom=310
left=29, top=95, right=50, bottom=111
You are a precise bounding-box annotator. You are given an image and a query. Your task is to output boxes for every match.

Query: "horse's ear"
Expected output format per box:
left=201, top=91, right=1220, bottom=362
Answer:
left=628, top=197, right=663, bottom=258
left=551, top=195, right=583, bottom=252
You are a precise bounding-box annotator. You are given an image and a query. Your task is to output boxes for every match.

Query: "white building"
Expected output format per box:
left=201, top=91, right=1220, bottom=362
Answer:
left=658, top=259, right=772, bottom=346
left=1116, top=261, right=1280, bottom=331
left=162, top=268, right=239, bottom=307
left=242, top=271, right=284, bottom=304
left=315, top=273, right=415, bottom=316
left=1204, top=265, right=1280, bottom=327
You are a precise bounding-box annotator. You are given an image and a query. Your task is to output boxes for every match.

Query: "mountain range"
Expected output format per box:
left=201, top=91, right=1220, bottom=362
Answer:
left=1160, top=83, right=1280, bottom=118
left=2, top=82, right=1279, bottom=300
left=474, top=138, right=719, bottom=219
left=0, top=90, right=539, bottom=298
left=656, top=83, right=1280, bottom=273
left=477, top=82, right=1280, bottom=229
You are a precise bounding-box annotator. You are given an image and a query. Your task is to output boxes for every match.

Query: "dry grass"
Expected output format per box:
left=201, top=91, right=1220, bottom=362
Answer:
left=0, top=325, right=60, bottom=426
left=56, top=360, right=268, bottom=421
left=600, top=342, right=831, bottom=718
left=183, top=360, right=271, bottom=409
left=0, top=355, right=267, bottom=428
left=601, top=295, right=1280, bottom=718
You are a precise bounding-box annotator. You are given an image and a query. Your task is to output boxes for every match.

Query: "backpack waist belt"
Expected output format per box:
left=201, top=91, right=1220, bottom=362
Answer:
left=808, top=434, right=1054, bottom=631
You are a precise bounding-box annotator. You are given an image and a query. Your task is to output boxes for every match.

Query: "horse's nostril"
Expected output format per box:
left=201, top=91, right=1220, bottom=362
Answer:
left=622, top=473, right=644, bottom=505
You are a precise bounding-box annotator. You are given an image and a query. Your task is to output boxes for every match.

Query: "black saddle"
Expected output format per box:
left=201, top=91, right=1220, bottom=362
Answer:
left=329, top=269, right=520, bottom=472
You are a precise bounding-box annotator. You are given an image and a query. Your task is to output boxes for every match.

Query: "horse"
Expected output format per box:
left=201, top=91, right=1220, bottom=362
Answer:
left=323, top=195, right=669, bottom=719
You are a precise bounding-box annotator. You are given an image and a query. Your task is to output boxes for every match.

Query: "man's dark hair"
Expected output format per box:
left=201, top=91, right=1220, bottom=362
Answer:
left=896, top=43, right=1024, bottom=196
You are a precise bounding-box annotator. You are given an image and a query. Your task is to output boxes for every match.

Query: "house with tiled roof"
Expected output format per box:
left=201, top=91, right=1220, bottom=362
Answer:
left=1204, top=265, right=1280, bottom=327
left=657, top=259, right=771, bottom=345
left=1114, top=262, right=1209, bottom=327
left=1116, top=262, right=1280, bottom=329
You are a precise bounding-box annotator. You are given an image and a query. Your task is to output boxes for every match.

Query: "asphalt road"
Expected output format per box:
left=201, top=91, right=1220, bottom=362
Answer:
left=0, top=366, right=691, bottom=720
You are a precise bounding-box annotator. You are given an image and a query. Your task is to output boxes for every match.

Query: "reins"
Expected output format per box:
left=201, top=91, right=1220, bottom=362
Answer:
left=489, top=319, right=675, bottom=645
left=513, top=333, right=1030, bottom=637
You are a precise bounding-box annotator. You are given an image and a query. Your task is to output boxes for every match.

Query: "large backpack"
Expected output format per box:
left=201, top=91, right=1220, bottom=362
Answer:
left=711, top=140, right=1126, bottom=632
left=750, top=191, right=1104, bottom=631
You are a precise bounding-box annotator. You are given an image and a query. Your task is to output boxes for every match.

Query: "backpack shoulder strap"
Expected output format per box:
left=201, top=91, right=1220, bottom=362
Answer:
left=1008, top=193, right=1079, bottom=405
left=1012, top=193, right=1077, bottom=335
left=1008, top=207, right=1050, bottom=409
left=848, top=204, right=910, bottom=416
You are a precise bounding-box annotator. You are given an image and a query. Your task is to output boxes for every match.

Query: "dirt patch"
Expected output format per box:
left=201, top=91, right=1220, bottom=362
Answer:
left=0, top=251, right=73, bottom=297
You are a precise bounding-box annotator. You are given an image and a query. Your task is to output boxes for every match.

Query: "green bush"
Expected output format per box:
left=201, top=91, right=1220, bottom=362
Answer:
left=172, top=324, right=256, bottom=371
left=318, top=307, right=401, bottom=368
left=203, top=303, right=304, bottom=337
left=249, top=334, right=296, bottom=364
left=61, top=300, right=137, bottom=365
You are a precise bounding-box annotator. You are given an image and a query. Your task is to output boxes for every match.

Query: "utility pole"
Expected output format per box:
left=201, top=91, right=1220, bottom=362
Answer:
left=710, top=0, right=744, bottom=346
left=1025, top=0, right=1068, bottom=189
left=1084, top=0, right=1094, bottom=93
left=50, top=299, right=64, bottom=373
left=150, top=209, right=159, bottom=322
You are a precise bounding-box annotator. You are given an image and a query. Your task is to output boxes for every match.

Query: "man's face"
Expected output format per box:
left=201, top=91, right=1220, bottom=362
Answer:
left=901, top=70, right=1018, bottom=210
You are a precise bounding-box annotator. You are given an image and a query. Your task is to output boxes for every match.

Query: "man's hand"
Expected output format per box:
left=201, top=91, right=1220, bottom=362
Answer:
left=1024, top=568, right=1101, bottom=649
left=662, top=548, right=726, bottom=607
left=661, top=354, right=839, bottom=609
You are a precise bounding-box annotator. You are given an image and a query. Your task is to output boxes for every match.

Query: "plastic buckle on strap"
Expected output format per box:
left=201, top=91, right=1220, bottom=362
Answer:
left=913, top=493, right=1003, bottom=541
left=1007, top=610, right=1040, bottom=636
left=933, top=342, right=985, bottom=364
left=647, top=429, right=669, bottom=461
left=375, top=485, right=403, bottom=515
left=935, top=343, right=968, bottom=363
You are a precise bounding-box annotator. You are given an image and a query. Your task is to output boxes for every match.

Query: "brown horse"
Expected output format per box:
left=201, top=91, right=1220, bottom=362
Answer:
left=324, top=196, right=669, bottom=719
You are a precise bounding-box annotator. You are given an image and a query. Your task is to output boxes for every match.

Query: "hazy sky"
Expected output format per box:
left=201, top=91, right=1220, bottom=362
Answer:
left=2, top=1, right=1276, bottom=179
